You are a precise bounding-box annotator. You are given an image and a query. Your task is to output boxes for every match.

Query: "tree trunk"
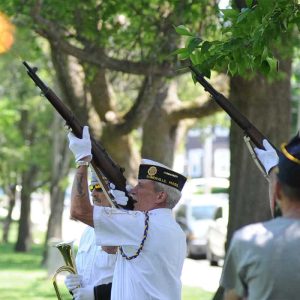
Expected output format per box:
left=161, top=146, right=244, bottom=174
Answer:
left=101, top=129, right=140, bottom=183
left=15, top=167, right=37, bottom=252
left=141, top=81, right=178, bottom=166
left=228, top=58, right=292, bottom=241
left=2, top=184, right=16, bottom=243
left=42, top=185, right=66, bottom=264
left=42, top=114, right=72, bottom=264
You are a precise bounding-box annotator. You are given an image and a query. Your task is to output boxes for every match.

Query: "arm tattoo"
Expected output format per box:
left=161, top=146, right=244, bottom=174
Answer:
left=75, top=172, right=87, bottom=199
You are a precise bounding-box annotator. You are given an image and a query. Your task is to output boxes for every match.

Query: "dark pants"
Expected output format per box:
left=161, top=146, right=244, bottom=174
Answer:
left=94, top=283, right=112, bottom=300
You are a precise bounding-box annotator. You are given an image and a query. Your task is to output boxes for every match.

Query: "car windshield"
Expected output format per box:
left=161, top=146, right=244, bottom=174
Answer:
left=191, top=205, right=217, bottom=220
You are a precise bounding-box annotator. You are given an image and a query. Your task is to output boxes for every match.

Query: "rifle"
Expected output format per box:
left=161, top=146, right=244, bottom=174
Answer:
left=190, top=65, right=279, bottom=153
left=190, top=66, right=282, bottom=217
left=23, top=61, right=134, bottom=210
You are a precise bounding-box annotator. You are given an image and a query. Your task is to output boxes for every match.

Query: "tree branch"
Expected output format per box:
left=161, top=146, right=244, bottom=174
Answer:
left=30, top=6, right=189, bottom=76
left=168, top=73, right=229, bottom=123
left=88, top=68, right=114, bottom=122
left=112, top=75, right=166, bottom=135
left=168, top=97, right=221, bottom=124
left=50, top=46, right=89, bottom=123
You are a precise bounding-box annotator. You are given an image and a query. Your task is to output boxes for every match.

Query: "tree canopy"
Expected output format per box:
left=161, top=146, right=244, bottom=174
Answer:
left=176, top=0, right=300, bottom=77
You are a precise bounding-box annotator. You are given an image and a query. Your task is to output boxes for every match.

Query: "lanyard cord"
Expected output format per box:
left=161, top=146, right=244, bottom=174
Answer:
left=119, top=211, right=149, bottom=260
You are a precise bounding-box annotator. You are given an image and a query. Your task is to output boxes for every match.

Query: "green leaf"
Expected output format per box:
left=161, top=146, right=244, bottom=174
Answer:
left=195, top=63, right=212, bottom=78
left=201, top=41, right=212, bottom=54
left=202, top=68, right=211, bottom=79
left=261, top=60, right=271, bottom=75
left=245, top=0, right=253, bottom=7
left=178, top=49, right=191, bottom=60
left=261, top=47, right=268, bottom=60
left=237, top=8, right=251, bottom=23
left=259, top=0, right=274, bottom=13
left=266, top=57, right=278, bottom=72
left=190, top=51, right=201, bottom=65
left=228, top=61, right=237, bottom=75
left=221, top=9, right=239, bottom=20
left=172, top=48, right=188, bottom=55
left=187, top=37, right=202, bottom=53
left=174, top=25, right=193, bottom=36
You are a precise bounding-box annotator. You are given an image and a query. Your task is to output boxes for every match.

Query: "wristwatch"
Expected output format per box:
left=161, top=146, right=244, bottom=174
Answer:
left=76, top=161, right=90, bottom=168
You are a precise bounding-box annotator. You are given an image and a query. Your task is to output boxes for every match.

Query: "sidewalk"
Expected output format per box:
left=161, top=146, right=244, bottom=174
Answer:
left=181, top=258, right=222, bottom=292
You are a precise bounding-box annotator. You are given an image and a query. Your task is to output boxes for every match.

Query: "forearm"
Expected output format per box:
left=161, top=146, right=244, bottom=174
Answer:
left=70, top=165, right=93, bottom=226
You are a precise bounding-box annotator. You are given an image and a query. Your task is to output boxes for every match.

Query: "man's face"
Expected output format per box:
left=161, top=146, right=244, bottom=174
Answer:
left=91, top=188, right=111, bottom=207
left=130, top=179, right=159, bottom=211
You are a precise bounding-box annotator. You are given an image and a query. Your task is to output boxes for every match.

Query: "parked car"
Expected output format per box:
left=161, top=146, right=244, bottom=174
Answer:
left=206, top=201, right=228, bottom=266
left=175, top=194, right=228, bottom=258
left=181, top=177, right=229, bottom=197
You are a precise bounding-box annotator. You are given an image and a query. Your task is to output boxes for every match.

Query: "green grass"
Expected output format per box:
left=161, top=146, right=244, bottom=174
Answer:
left=0, top=242, right=59, bottom=300
left=0, top=221, right=213, bottom=300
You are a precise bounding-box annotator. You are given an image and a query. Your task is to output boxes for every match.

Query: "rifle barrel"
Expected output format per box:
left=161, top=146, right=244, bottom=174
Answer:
left=23, top=61, right=128, bottom=193
left=189, top=65, right=278, bottom=152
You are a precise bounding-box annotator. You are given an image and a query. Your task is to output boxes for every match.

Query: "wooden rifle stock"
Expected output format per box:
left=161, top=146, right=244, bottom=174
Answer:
left=23, top=61, right=133, bottom=209
left=190, top=65, right=279, bottom=152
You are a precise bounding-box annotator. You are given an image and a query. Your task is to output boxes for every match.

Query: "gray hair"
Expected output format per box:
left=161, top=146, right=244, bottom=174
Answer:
left=153, top=181, right=182, bottom=209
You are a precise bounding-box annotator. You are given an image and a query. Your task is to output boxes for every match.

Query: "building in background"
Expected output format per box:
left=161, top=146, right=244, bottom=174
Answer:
left=184, top=125, right=230, bottom=179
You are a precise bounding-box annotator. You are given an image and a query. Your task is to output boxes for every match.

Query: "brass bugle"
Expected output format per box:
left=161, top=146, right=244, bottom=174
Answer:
left=52, top=241, right=79, bottom=300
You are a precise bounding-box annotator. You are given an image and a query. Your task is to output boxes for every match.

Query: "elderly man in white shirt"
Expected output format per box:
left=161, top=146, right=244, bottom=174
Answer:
left=67, top=126, right=187, bottom=300
left=64, top=170, right=117, bottom=300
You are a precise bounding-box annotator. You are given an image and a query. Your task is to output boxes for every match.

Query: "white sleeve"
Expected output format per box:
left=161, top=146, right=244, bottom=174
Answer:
left=93, top=206, right=146, bottom=247
left=91, top=250, right=116, bottom=285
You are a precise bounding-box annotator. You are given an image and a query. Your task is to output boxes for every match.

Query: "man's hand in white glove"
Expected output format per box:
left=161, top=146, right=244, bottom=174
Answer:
left=73, top=285, right=94, bottom=300
left=254, top=139, right=279, bottom=174
left=109, top=183, right=129, bottom=206
left=64, top=274, right=82, bottom=291
left=68, top=126, right=92, bottom=162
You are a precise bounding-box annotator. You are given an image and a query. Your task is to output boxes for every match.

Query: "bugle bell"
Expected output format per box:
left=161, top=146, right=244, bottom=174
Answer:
left=52, top=241, right=79, bottom=300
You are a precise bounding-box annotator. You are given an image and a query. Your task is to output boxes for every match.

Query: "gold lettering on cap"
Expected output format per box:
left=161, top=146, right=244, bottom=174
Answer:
left=169, top=181, right=179, bottom=187
left=146, top=175, right=166, bottom=183
left=148, top=166, right=157, bottom=176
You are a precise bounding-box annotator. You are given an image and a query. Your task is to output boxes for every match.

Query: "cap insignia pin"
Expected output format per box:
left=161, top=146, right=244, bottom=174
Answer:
left=147, top=166, right=157, bottom=176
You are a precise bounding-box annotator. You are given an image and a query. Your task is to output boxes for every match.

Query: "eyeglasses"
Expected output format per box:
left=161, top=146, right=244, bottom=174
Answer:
left=89, top=184, right=103, bottom=192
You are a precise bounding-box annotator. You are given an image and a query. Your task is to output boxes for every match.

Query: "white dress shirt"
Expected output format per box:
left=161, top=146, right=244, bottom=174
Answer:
left=93, top=207, right=186, bottom=300
left=76, top=226, right=116, bottom=287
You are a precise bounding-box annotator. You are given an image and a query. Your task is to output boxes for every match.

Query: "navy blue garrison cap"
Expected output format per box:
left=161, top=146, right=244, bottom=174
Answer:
left=138, top=159, right=187, bottom=191
left=278, top=132, right=300, bottom=188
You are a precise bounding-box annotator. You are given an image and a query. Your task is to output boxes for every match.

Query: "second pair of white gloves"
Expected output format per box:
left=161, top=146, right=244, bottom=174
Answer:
left=64, top=274, right=94, bottom=300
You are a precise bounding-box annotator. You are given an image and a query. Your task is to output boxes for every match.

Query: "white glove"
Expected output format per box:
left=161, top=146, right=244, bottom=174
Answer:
left=109, top=183, right=129, bottom=206
left=73, top=285, right=94, bottom=300
left=68, top=126, right=92, bottom=162
left=254, top=139, right=279, bottom=174
left=64, top=274, right=82, bottom=291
